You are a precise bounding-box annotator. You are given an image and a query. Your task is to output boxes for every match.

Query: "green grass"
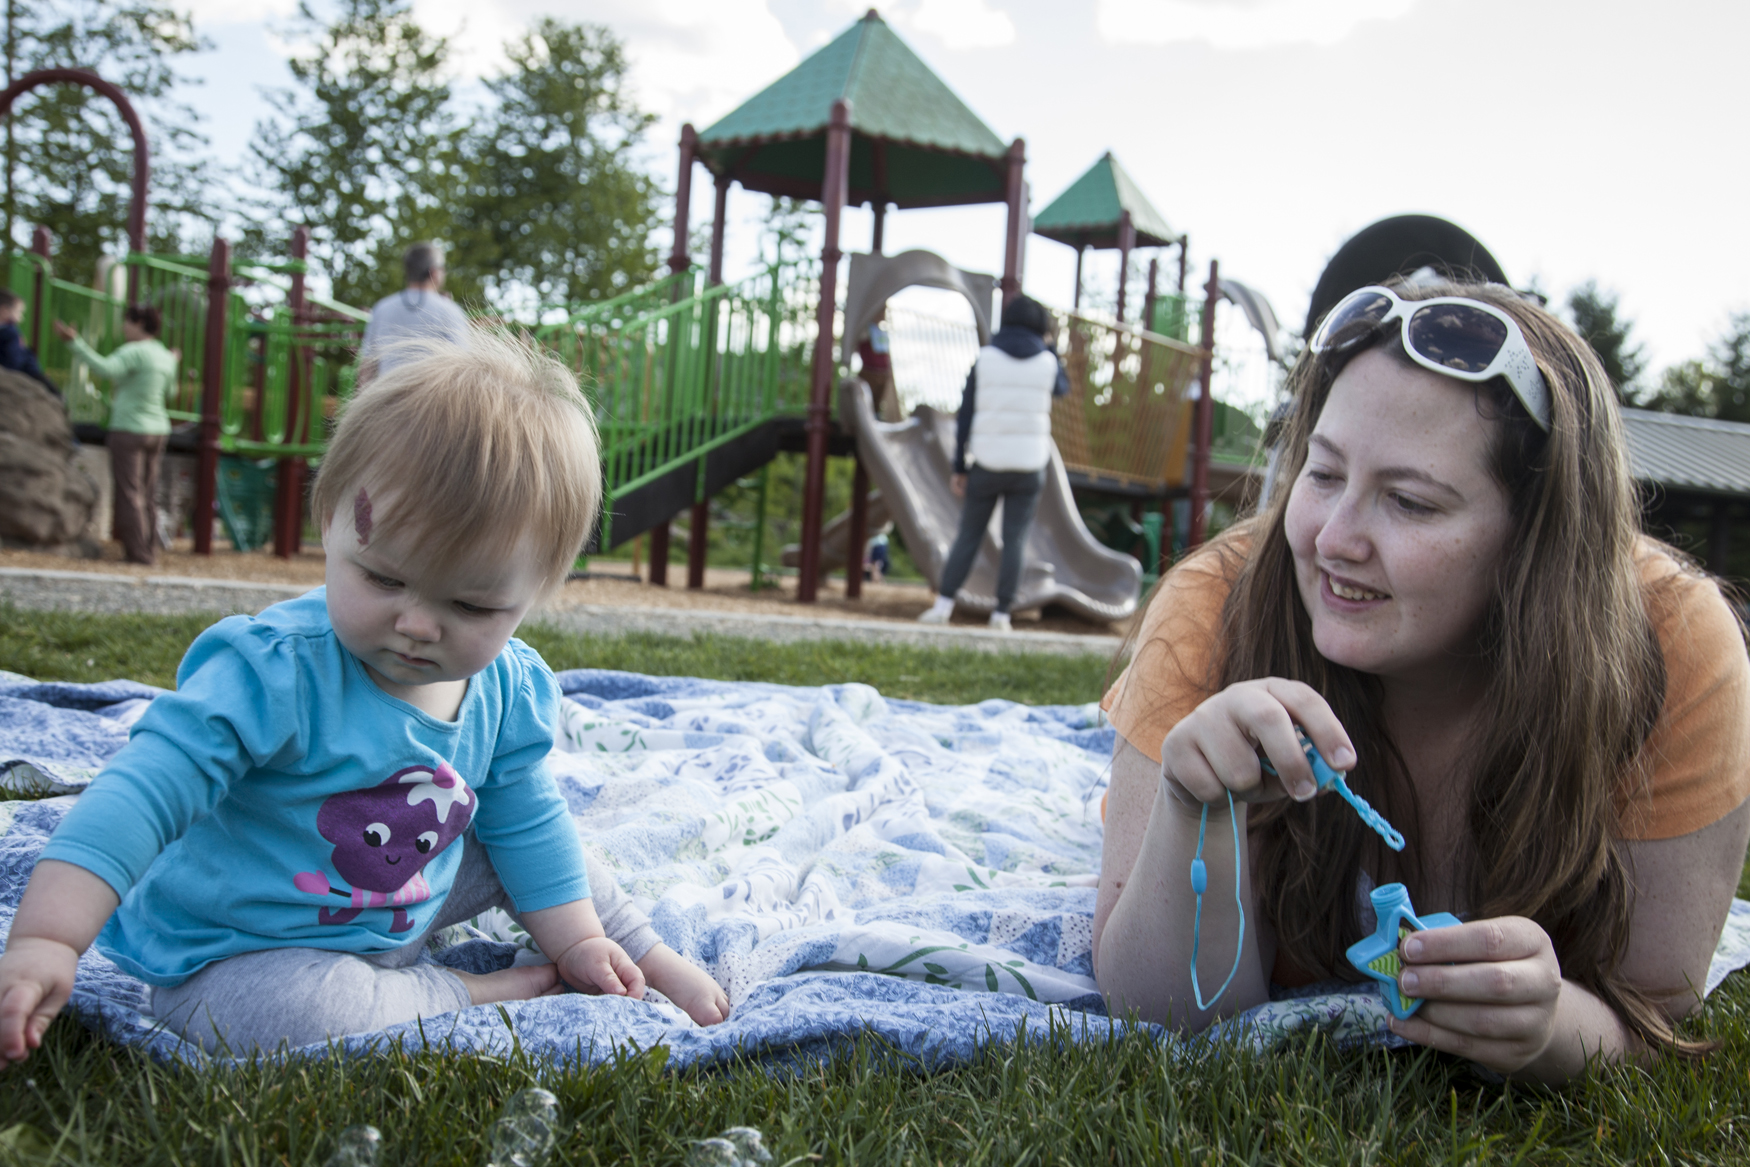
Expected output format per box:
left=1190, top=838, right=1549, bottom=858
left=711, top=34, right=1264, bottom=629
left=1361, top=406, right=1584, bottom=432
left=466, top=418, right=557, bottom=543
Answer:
left=0, top=605, right=1115, bottom=707
left=3, top=608, right=1750, bottom=1164
left=3, top=991, right=1748, bottom=1165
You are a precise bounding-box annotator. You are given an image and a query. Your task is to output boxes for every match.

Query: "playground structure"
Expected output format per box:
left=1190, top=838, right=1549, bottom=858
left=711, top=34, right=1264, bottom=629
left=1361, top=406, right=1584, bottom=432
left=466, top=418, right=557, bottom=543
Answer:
left=2, top=15, right=1272, bottom=621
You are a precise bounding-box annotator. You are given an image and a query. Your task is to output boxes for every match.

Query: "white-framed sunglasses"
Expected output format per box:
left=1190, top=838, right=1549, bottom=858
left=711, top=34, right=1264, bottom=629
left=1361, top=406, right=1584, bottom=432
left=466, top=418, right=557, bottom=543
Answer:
left=1309, top=285, right=1552, bottom=432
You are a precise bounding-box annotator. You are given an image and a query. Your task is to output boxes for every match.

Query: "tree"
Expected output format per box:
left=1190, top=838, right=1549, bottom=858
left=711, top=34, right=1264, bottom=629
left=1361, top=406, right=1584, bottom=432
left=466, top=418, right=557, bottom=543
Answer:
left=247, top=0, right=458, bottom=309
left=1641, top=313, right=1750, bottom=423
left=3, top=0, right=213, bottom=282
left=451, top=20, right=659, bottom=317
left=1566, top=281, right=1646, bottom=404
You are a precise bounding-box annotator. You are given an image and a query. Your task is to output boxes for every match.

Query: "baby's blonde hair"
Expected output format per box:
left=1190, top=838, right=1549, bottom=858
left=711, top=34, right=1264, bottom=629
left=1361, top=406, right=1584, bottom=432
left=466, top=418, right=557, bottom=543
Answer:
left=313, top=327, right=601, bottom=592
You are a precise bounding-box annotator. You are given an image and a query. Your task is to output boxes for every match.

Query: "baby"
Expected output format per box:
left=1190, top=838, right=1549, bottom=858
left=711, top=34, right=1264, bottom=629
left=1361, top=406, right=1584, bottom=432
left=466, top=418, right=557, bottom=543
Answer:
left=0, top=330, right=728, bottom=1060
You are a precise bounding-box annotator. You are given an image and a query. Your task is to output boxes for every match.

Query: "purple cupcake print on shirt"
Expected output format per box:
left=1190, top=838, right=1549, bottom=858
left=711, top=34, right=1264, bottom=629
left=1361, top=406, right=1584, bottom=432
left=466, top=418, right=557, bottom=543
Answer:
left=293, top=762, right=475, bottom=933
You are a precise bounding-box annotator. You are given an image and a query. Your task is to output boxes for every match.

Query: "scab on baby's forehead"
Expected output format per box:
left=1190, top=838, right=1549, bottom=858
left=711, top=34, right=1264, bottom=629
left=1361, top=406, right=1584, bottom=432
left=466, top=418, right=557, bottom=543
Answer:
left=353, top=489, right=373, bottom=546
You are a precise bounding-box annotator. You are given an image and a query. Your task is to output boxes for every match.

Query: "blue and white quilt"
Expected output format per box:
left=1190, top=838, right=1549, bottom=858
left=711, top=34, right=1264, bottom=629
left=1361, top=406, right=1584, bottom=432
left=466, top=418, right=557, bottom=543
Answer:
left=3, top=669, right=1748, bottom=1068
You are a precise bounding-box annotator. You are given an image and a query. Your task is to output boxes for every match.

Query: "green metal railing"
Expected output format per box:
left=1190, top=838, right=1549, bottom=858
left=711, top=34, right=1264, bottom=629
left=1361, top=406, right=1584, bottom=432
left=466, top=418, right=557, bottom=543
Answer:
left=535, top=264, right=815, bottom=549
left=8, top=249, right=367, bottom=459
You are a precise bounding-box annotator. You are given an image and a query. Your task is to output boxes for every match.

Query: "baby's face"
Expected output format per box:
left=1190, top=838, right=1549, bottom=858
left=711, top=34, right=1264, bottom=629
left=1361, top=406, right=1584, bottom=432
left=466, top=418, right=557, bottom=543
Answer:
left=321, top=487, right=548, bottom=700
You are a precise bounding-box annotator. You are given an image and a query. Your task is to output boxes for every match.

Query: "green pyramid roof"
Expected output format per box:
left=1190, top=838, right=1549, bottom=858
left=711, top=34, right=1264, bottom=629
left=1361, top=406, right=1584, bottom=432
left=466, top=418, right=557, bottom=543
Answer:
left=1032, top=152, right=1180, bottom=249
left=697, top=10, right=1011, bottom=209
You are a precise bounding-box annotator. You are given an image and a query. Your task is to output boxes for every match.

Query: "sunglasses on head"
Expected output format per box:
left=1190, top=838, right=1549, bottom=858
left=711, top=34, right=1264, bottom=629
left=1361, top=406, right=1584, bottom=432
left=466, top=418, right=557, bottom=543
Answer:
left=1309, top=285, right=1552, bottom=432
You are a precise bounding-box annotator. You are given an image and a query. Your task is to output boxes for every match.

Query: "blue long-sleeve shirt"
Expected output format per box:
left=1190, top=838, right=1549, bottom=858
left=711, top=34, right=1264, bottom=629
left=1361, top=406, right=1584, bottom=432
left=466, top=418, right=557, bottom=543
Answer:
left=953, top=326, right=1071, bottom=474
left=40, top=589, right=589, bottom=986
left=0, top=321, right=55, bottom=396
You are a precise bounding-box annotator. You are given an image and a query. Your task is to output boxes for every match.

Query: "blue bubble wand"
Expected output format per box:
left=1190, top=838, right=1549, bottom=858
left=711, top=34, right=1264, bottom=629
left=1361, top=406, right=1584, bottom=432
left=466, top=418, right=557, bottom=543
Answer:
left=1188, top=727, right=1408, bottom=1011
left=1261, top=728, right=1405, bottom=853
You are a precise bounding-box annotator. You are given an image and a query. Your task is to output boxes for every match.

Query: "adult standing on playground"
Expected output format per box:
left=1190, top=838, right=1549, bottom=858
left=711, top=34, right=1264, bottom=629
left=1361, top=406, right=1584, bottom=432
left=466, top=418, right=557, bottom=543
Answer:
left=359, top=242, right=469, bottom=383
left=53, top=306, right=176, bottom=566
left=918, top=294, right=1069, bottom=631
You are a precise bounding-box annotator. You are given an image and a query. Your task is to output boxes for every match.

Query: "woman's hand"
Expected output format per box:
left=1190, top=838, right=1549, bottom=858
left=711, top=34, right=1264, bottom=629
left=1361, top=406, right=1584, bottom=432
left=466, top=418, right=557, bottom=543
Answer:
left=1387, top=916, right=1565, bottom=1076
left=1160, top=678, right=1356, bottom=808
left=52, top=321, right=75, bottom=341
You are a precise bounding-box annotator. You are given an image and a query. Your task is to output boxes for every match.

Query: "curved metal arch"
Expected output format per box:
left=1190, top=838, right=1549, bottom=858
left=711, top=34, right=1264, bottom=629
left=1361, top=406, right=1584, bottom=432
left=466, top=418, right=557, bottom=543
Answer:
left=0, top=67, right=150, bottom=262
left=841, top=249, right=995, bottom=365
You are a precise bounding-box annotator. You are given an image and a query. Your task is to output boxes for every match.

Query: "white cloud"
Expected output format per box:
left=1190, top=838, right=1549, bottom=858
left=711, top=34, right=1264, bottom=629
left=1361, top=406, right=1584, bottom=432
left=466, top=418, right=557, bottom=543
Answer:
left=401, top=0, right=798, bottom=131
left=1096, top=0, right=1419, bottom=49
left=908, top=0, right=1017, bottom=49
left=183, top=0, right=297, bottom=28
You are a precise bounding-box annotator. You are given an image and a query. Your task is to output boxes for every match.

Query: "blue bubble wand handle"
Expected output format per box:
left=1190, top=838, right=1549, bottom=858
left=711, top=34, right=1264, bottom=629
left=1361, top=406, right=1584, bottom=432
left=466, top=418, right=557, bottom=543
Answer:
left=1261, top=729, right=1405, bottom=852
left=1188, top=788, right=1246, bottom=1012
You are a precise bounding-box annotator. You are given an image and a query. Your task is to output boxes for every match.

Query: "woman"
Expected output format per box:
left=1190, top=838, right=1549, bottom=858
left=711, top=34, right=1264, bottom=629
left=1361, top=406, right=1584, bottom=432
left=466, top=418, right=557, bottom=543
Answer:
left=55, top=306, right=177, bottom=565
left=1095, top=279, right=1750, bottom=1084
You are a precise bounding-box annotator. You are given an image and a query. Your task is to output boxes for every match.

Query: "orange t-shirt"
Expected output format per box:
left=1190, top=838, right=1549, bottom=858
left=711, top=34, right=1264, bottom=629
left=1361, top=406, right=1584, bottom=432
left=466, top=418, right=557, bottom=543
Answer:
left=1101, top=534, right=1750, bottom=841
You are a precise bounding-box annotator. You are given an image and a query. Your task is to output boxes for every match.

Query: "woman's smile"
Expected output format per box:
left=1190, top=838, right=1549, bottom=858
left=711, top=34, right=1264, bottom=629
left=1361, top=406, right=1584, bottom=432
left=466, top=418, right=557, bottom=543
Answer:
left=1323, top=571, right=1390, bottom=604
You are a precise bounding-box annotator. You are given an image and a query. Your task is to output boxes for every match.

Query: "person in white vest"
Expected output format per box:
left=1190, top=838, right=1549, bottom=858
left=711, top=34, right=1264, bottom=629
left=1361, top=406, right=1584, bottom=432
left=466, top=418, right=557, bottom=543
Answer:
left=359, top=242, right=470, bottom=384
left=918, top=295, right=1069, bottom=631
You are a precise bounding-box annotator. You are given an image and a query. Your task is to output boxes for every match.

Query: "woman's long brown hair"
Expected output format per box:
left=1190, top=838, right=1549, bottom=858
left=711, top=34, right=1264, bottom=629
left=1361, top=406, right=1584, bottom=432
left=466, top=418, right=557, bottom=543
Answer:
left=1223, top=279, right=1695, bottom=1052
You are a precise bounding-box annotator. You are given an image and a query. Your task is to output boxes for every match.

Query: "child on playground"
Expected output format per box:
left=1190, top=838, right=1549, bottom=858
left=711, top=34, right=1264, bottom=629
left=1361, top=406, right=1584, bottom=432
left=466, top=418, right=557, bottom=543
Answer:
left=0, top=289, right=56, bottom=396
left=0, top=330, right=729, bottom=1060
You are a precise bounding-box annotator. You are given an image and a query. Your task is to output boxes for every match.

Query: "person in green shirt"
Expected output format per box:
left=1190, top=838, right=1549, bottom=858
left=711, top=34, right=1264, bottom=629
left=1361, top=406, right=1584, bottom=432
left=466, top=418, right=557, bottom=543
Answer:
left=54, top=305, right=178, bottom=565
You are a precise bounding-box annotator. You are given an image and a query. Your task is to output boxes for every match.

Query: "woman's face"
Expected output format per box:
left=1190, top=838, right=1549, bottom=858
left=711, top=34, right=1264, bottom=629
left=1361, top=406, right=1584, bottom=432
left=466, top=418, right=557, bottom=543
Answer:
left=1283, top=347, right=1515, bottom=687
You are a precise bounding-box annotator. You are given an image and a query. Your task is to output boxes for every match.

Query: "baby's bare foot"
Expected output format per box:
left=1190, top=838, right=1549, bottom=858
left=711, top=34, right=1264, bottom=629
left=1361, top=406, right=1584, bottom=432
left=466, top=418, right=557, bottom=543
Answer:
left=453, top=962, right=561, bottom=1006
left=637, top=943, right=730, bottom=1026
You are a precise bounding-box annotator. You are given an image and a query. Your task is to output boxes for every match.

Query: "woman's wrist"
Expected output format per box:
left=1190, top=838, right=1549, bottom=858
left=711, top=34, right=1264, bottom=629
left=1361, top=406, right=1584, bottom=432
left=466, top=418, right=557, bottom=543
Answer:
left=1158, top=771, right=1234, bottom=821
left=1514, top=979, right=1638, bottom=1085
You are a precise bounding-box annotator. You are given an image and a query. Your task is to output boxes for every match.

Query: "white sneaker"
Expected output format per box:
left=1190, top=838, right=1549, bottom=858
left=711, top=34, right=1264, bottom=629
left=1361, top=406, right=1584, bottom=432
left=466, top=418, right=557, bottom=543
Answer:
left=988, top=611, right=1012, bottom=632
left=918, top=596, right=955, bottom=624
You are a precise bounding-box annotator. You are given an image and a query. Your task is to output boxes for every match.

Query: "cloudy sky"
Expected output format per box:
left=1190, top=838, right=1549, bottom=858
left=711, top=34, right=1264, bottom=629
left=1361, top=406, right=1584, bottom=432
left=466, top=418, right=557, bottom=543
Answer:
left=181, top=0, right=1746, bottom=374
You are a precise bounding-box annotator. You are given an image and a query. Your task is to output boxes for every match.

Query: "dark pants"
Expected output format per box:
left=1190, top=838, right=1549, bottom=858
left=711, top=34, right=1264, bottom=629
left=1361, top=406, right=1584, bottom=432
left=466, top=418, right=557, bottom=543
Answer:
left=109, top=432, right=166, bottom=565
left=938, top=466, right=1046, bottom=614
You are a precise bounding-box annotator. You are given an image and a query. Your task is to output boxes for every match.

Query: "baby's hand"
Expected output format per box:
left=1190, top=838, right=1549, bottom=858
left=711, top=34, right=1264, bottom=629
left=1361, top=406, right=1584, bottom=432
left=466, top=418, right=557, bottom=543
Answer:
left=556, top=936, right=647, bottom=1000
left=637, top=942, right=731, bottom=1026
left=0, top=936, right=80, bottom=1066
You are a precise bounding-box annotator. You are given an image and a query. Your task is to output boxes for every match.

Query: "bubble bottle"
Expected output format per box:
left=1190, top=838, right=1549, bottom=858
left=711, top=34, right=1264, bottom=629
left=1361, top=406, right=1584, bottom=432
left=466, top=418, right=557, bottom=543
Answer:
left=1344, top=882, right=1461, bottom=1019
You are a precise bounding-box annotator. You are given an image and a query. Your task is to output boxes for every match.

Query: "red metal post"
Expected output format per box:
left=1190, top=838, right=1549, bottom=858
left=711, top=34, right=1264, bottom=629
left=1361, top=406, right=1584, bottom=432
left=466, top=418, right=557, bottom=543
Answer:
left=192, top=237, right=231, bottom=555
left=274, top=226, right=310, bottom=558
left=797, top=98, right=853, bottom=604
left=649, top=522, right=669, bottom=586
left=1109, top=211, right=1136, bottom=387
left=28, top=224, right=48, bottom=352
left=845, top=456, right=869, bottom=600
left=669, top=124, right=696, bottom=277
left=687, top=499, right=709, bottom=590
left=1188, top=260, right=1221, bottom=549
left=1114, top=210, right=1135, bottom=325
left=685, top=173, right=732, bottom=588
left=0, top=69, right=149, bottom=301
left=708, top=172, right=728, bottom=286
left=651, top=124, right=699, bottom=585
left=1000, top=137, right=1027, bottom=304
left=1142, top=256, right=1159, bottom=336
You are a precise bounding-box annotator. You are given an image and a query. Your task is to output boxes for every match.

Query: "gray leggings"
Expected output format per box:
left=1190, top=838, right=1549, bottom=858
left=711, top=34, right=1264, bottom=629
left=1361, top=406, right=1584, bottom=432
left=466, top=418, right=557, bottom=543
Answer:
left=938, top=465, right=1046, bottom=613
left=148, top=839, right=659, bottom=1053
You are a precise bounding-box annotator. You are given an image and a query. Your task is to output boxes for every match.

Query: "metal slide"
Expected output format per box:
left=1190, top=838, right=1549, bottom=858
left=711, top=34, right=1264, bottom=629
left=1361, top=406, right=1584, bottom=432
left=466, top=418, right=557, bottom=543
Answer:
left=838, top=377, right=1142, bottom=623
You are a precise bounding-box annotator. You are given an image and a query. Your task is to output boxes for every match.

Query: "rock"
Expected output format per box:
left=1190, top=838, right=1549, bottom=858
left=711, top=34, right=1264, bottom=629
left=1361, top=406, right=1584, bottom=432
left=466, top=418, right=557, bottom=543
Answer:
left=0, top=368, right=98, bottom=545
